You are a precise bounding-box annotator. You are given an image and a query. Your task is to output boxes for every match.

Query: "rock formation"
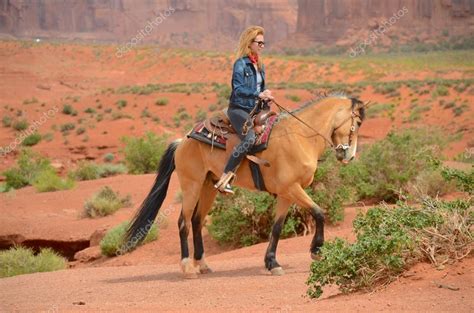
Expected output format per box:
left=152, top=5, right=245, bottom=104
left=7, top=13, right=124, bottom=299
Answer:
left=0, top=0, right=472, bottom=49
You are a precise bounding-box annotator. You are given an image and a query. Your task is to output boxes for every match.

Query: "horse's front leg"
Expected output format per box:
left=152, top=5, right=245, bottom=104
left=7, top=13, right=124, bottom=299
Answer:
left=264, top=196, right=292, bottom=276
left=288, top=185, right=324, bottom=259
left=309, top=204, right=324, bottom=259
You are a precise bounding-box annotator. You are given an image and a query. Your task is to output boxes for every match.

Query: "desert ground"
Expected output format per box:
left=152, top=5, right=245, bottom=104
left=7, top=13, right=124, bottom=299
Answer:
left=0, top=40, right=473, bottom=312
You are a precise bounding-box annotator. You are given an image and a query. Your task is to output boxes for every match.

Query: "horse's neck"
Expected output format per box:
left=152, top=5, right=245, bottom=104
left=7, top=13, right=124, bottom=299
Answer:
left=300, top=102, right=337, bottom=137
left=274, top=101, right=339, bottom=159
left=279, top=102, right=337, bottom=138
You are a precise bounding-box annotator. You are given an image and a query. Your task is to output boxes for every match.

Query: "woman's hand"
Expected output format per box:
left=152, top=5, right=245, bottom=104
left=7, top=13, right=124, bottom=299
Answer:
left=258, top=89, right=274, bottom=101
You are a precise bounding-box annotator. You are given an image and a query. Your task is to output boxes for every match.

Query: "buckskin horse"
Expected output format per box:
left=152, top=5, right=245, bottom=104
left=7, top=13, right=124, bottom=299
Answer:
left=125, top=94, right=368, bottom=278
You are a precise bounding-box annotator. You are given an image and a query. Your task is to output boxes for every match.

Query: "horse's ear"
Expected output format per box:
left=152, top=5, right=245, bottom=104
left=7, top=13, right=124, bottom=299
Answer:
left=356, top=100, right=369, bottom=121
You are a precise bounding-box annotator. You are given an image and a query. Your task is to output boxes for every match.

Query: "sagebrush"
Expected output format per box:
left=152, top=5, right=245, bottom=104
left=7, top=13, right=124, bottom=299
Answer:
left=0, top=246, right=67, bottom=278
left=100, top=221, right=158, bottom=256
left=121, top=132, right=169, bottom=174
left=306, top=197, right=473, bottom=298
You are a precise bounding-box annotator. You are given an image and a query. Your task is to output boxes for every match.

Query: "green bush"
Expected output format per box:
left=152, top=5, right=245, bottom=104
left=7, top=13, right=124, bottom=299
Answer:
left=76, top=127, right=86, bottom=135
left=111, top=111, right=132, bottom=120
left=100, top=221, right=158, bottom=256
left=121, top=132, right=169, bottom=174
left=195, top=109, right=207, bottom=122
left=208, top=188, right=310, bottom=247
left=62, top=104, right=77, bottom=115
left=365, top=103, right=395, bottom=119
left=208, top=104, right=217, bottom=112
left=23, top=97, right=38, bottom=105
left=73, top=161, right=107, bottom=180
left=22, top=133, right=42, bottom=146
left=70, top=161, right=127, bottom=181
left=3, top=149, right=53, bottom=189
left=2, top=116, right=12, bottom=127
left=306, top=198, right=473, bottom=298
left=84, top=107, right=96, bottom=114
left=177, top=107, right=192, bottom=120
left=441, top=167, right=473, bottom=194
left=0, top=246, right=67, bottom=278
left=340, top=128, right=448, bottom=202
left=60, top=123, right=75, bottom=133
left=374, top=83, right=398, bottom=95
left=13, top=119, right=29, bottom=131
left=116, top=99, right=127, bottom=108
left=452, top=103, right=469, bottom=117
left=432, top=85, right=449, bottom=98
left=155, top=98, right=169, bottom=106
left=103, top=153, right=115, bottom=162
left=141, top=108, right=151, bottom=118
left=0, top=183, right=10, bottom=193
left=84, top=186, right=132, bottom=217
left=33, top=170, right=75, bottom=192
left=285, top=94, right=301, bottom=102
left=97, top=163, right=127, bottom=177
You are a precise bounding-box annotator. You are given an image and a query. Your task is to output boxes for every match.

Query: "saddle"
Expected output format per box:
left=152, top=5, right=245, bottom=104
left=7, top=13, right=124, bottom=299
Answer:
left=203, top=106, right=277, bottom=140
left=203, top=108, right=235, bottom=137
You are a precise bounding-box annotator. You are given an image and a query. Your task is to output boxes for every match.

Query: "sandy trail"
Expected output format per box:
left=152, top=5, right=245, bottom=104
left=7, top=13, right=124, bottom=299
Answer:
left=0, top=244, right=472, bottom=312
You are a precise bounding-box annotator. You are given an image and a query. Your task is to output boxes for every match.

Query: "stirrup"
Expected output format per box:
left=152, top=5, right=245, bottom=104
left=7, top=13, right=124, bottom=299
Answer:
left=214, top=172, right=236, bottom=194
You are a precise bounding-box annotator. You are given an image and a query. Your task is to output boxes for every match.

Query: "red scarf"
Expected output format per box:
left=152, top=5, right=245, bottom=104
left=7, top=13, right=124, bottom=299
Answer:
left=248, top=53, right=259, bottom=65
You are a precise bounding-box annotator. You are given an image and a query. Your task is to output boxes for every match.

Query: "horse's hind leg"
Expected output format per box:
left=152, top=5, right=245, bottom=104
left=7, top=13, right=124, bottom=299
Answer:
left=178, top=178, right=204, bottom=279
left=192, top=174, right=218, bottom=274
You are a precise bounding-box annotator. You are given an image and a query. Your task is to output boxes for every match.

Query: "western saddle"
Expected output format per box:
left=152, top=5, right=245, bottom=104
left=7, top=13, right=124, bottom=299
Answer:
left=204, top=107, right=277, bottom=140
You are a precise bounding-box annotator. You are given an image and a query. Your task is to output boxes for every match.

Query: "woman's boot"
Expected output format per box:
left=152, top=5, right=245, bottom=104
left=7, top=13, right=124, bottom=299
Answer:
left=214, top=171, right=236, bottom=194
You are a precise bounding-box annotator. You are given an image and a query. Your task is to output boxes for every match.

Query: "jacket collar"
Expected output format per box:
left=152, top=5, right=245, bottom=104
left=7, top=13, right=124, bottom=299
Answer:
left=242, top=56, right=264, bottom=74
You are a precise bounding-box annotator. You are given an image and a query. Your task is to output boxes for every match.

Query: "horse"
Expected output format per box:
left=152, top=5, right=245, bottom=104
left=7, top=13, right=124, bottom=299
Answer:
left=125, top=94, right=367, bottom=278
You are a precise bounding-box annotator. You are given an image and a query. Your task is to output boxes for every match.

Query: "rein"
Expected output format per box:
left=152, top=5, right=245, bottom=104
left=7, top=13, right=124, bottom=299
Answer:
left=271, top=99, right=335, bottom=148
left=271, top=98, right=367, bottom=151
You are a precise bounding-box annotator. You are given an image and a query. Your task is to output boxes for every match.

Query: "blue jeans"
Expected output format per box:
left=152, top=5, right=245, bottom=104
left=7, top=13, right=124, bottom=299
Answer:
left=224, top=107, right=257, bottom=173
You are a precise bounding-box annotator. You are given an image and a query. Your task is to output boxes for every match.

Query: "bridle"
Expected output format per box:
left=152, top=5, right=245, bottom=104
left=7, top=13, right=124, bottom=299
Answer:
left=271, top=99, right=365, bottom=152
left=332, top=109, right=362, bottom=152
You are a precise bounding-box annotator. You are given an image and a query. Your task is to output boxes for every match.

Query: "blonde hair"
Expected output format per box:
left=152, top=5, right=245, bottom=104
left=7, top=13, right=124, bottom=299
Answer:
left=236, top=26, right=264, bottom=70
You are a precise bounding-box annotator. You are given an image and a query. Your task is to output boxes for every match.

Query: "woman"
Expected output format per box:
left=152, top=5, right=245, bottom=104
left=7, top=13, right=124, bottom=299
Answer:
left=214, top=26, right=274, bottom=194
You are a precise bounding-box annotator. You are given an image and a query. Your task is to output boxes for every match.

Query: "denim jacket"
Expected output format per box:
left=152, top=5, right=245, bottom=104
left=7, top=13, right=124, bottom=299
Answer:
left=229, top=56, right=265, bottom=111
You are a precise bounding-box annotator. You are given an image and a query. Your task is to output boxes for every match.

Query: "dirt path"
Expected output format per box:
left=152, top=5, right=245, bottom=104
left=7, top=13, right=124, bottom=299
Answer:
left=0, top=244, right=472, bottom=312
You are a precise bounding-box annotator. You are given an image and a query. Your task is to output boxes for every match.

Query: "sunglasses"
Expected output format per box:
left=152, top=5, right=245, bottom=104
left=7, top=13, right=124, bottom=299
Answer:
left=253, top=40, right=265, bottom=47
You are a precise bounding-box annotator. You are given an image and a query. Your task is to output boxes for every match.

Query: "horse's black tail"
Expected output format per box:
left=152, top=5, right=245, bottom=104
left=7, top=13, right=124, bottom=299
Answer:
left=124, top=140, right=180, bottom=249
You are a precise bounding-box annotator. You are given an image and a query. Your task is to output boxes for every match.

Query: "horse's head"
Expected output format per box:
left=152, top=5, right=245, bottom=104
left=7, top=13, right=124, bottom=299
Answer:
left=331, top=98, right=367, bottom=164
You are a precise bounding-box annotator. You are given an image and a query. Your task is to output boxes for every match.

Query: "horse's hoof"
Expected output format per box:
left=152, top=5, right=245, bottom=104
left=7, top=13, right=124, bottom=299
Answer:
left=183, top=272, right=199, bottom=279
left=311, top=252, right=322, bottom=261
left=199, top=266, right=213, bottom=274
left=270, top=267, right=285, bottom=276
